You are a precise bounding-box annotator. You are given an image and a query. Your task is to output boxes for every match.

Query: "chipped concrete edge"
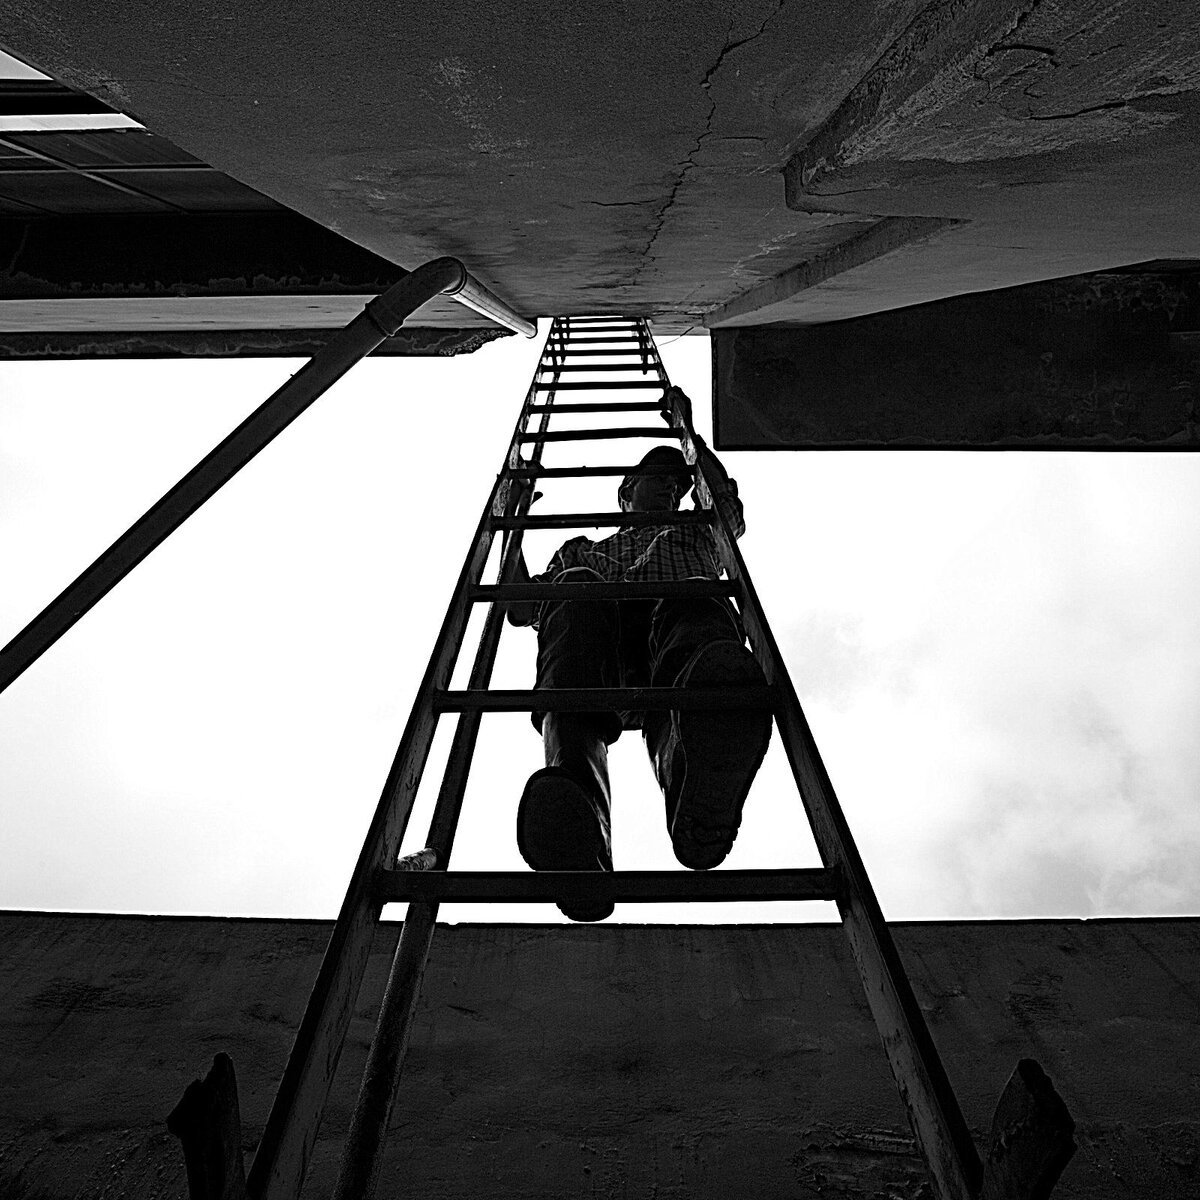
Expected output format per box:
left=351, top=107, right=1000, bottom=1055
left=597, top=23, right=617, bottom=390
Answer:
left=782, top=0, right=1038, bottom=200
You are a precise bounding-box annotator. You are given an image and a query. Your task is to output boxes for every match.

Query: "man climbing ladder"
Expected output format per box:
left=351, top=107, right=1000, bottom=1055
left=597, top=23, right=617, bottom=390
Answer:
left=503, top=387, right=772, bottom=921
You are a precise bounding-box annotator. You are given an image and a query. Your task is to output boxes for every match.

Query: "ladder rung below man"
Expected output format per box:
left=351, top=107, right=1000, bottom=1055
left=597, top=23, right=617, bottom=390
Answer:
left=374, top=867, right=838, bottom=904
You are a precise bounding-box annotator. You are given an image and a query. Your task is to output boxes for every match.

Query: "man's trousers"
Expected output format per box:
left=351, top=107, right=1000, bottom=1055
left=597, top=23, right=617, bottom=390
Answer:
left=531, top=566, right=751, bottom=851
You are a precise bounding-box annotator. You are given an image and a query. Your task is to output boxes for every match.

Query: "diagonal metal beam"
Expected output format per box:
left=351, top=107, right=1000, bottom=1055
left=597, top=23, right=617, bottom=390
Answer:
left=0, top=257, right=530, bottom=696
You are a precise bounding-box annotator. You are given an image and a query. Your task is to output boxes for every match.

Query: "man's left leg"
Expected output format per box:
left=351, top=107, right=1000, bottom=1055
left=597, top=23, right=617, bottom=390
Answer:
left=520, top=568, right=622, bottom=922
left=642, top=598, right=772, bottom=869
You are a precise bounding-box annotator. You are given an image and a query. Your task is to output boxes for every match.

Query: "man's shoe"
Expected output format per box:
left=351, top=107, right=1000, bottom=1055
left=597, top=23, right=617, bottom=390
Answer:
left=517, top=767, right=615, bottom=922
left=664, top=642, right=772, bottom=870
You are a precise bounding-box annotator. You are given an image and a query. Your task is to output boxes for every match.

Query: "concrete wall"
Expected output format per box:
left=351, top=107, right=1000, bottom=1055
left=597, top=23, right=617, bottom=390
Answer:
left=2, top=912, right=1197, bottom=1198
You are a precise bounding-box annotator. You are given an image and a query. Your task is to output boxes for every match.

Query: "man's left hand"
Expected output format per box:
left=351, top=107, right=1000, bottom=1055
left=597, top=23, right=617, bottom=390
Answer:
left=506, top=456, right=542, bottom=514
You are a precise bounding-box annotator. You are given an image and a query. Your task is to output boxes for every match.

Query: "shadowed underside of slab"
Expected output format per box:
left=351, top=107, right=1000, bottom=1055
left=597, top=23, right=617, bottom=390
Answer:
left=714, top=267, right=1200, bottom=449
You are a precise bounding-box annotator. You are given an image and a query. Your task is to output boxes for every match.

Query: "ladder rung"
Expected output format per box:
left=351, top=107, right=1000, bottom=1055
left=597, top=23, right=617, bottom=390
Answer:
left=555, top=338, right=642, bottom=345
left=534, top=380, right=663, bottom=390
left=492, top=510, right=710, bottom=529
left=506, top=465, right=677, bottom=479
left=560, top=328, right=638, bottom=336
left=520, top=427, right=681, bottom=442
left=434, top=686, right=774, bottom=712
left=472, top=580, right=737, bottom=602
left=537, top=364, right=653, bottom=372
left=526, top=401, right=663, bottom=413
left=374, top=867, right=836, bottom=904
left=542, top=349, right=647, bottom=357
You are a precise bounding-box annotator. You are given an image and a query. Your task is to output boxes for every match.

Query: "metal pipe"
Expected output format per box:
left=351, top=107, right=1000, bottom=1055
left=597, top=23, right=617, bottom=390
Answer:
left=441, top=264, right=537, bottom=338
left=0, top=257, right=530, bottom=696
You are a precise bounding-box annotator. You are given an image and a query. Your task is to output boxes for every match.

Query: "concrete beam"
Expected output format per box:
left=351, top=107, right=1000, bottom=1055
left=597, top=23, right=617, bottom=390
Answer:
left=704, top=216, right=960, bottom=327
left=0, top=212, right=405, bottom=299
left=0, top=326, right=509, bottom=359
left=0, top=213, right=506, bottom=349
left=713, top=268, right=1200, bottom=449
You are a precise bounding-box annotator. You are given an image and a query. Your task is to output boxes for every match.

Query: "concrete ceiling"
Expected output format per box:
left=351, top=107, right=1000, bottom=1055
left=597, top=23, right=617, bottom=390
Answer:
left=1, top=1, right=1198, bottom=333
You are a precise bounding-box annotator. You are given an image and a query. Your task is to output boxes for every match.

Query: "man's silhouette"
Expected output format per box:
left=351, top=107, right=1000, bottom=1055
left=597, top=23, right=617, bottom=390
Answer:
left=504, top=406, right=771, bottom=920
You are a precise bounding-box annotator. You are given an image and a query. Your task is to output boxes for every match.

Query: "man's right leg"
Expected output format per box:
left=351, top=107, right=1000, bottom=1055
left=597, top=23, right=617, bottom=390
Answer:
left=642, top=597, right=772, bottom=870
left=519, top=568, right=622, bottom=922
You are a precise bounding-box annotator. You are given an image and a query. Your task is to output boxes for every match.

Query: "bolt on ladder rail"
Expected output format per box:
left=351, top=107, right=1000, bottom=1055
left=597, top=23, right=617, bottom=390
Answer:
left=170, top=315, right=1076, bottom=1200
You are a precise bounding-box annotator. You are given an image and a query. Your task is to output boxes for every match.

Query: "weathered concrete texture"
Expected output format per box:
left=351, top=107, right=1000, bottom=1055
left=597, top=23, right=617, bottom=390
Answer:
left=713, top=269, right=1200, bottom=449
left=762, top=1, right=1200, bottom=324
left=3, top=1, right=1198, bottom=333
left=0, top=1, right=937, bottom=329
left=2, top=912, right=1198, bottom=1198
left=788, top=0, right=1200, bottom=188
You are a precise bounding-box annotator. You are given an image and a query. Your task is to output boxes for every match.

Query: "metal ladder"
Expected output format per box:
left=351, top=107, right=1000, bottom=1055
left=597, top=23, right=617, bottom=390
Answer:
left=171, top=315, right=1075, bottom=1200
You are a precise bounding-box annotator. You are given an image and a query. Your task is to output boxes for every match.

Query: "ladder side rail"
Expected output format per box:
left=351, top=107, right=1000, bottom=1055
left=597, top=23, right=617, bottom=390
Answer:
left=330, top=899, right=437, bottom=1200
left=548, top=315, right=569, bottom=371
left=662, top=385, right=982, bottom=1200
left=248, top=473, right=523, bottom=1200
left=332, top=330, right=556, bottom=1200
left=639, top=317, right=670, bottom=384
left=537, top=316, right=569, bottom=402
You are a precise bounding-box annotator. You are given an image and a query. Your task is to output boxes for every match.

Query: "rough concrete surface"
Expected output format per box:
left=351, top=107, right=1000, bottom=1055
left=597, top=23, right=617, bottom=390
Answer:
left=1, top=912, right=1198, bottom=1198
left=6, top=2, right=1195, bottom=333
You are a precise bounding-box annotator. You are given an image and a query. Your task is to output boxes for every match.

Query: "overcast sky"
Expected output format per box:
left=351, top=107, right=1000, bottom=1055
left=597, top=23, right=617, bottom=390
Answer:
left=2, top=325, right=1197, bottom=924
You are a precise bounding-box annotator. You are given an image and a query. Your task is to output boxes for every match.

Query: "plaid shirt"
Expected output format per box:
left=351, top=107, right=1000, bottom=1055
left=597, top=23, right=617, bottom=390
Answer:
left=533, top=483, right=745, bottom=586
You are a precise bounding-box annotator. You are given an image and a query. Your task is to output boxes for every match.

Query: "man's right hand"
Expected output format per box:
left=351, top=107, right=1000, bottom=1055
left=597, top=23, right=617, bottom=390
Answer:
left=660, top=385, right=694, bottom=431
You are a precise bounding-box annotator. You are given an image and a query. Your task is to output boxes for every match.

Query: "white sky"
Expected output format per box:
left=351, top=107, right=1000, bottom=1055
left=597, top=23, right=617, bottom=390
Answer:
left=1, top=323, right=1198, bottom=925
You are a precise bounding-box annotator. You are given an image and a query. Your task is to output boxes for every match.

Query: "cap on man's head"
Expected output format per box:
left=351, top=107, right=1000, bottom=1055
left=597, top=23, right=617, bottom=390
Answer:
left=619, top=445, right=692, bottom=499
